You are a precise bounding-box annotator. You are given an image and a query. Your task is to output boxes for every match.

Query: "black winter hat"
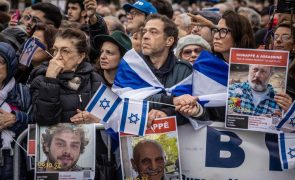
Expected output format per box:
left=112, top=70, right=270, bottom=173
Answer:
left=0, top=42, right=17, bottom=86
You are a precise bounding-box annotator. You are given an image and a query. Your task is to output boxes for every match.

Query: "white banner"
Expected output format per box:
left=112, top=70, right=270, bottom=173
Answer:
left=179, top=122, right=295, bottom=180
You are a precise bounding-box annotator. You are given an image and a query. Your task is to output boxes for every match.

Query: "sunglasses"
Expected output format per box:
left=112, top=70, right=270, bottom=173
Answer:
left=182, top=48, right=202, bottom=56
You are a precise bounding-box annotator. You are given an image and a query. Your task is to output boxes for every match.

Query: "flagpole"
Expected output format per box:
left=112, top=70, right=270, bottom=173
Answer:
left=44, top=50, right=53, bottom=58
left=124, top=99, right=175, bottom=108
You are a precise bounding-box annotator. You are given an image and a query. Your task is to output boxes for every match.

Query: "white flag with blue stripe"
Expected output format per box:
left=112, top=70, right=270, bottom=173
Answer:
left=113, top=49, right=163, bottom=100
left=192, top=50, right=228, bottom=107
left=119, top=98, right=149, bottom=136
left=19, top=37, right=46, bottom=67
left=278, top=132, right=295, bottom=169
left=112, top=49, right=192, bottom=100
left=86, top=84, right=122, bottom=123
left=277, top=102, right=295, bottom=132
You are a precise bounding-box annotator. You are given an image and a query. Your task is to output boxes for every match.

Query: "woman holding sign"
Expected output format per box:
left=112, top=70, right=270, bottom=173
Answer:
left=175, top=11, right=256, bottom=121
left=273, top=22, right=295, bottom=108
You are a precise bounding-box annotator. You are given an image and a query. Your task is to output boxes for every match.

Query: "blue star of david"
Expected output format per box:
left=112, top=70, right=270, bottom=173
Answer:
left=288, top=117, right=295, bottom=127
left=128, top=113, right=140, bottom=124
left=26, top=43, right=34, bottom=53
left=99, top=98, right=110, bottom=109
left=287, top=148, right=295, bottom=159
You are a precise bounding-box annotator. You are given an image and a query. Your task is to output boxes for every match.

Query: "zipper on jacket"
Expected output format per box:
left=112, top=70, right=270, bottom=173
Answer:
left=78, top=94, right=82, bottom=109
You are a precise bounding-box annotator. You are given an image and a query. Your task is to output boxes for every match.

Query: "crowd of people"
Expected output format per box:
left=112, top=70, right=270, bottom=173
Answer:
left=0, top=0, right=295, bottom=179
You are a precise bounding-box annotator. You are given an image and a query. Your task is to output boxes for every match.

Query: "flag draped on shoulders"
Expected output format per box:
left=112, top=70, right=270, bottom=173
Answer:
left=112, top=49, right=192, bottom=99
left=192, top=50, right=228, bottom=107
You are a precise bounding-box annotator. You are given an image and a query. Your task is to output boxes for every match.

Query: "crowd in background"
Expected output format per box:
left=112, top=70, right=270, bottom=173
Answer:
left=0, top=0, right=295, bottom=179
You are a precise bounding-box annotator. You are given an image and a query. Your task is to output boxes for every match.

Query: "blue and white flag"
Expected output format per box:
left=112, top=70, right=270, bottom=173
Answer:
left=86, top=84, right=122, bottom=123
left=19, top=37, right=46, bottom=67
left=276, top=102, right=295, bottom=132
left=119, top=98, right=149, bottom=136
left=278, top=132, right=295, bottom=169
left=113, top=49, right=163, bottom=99
left=192, top=50, right=228, bottom=107
left=113, top=49, right=192, bottom=99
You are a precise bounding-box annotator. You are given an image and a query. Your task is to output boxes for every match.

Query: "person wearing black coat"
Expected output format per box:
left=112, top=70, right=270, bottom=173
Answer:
left=30, top=28, right=104, bottom=125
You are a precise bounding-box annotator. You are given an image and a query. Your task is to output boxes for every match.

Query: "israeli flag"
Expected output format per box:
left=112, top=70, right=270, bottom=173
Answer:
left=192, top=50, right=228, bottom=107
left=277, top=102, right=295, bottom=132
left=113, top=49, right=192, bottom=100
left=113, top=49, right=164, bottom=99
left=86, top=84, right=122, bottom=123
left=119, top=98, right=149, bottom=136
left=19, top=37, right=46, bottom=67
left=278, top=132, right=295, bottom=169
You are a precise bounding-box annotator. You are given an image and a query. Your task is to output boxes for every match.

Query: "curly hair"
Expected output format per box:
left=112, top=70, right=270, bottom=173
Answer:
left=41, top=123, right=89, bottom=155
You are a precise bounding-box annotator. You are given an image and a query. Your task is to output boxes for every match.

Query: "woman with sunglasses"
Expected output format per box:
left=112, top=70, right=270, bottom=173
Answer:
left=175, top=34, right=211, bottom=64
left=30, top=28, right=104, bottom=125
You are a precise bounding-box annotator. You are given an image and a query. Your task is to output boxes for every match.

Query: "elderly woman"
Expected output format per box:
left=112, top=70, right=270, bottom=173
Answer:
left=273, top=22, right=295, bottom=109
left=30, top=28, right=104, bottom=125
left=0, top=42, right=31, bottom=179
left=175, top=34, right=211, bottom=64
left=93, top=30, right=132, bottom=87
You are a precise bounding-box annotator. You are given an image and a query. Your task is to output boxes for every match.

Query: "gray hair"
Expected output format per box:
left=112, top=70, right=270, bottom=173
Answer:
left=178, top=13, right=191, bottom=28
left=238, top=7, right=261, bottom=30
left=104, top=16, right=126, bottom=33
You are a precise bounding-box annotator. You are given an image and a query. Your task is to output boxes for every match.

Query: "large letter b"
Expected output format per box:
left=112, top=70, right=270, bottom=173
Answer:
left=205, top=127, right=245, bottom=168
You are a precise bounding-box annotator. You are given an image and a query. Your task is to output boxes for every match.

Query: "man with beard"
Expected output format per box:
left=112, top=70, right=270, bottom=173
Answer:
left=228, top=64, right=281, bottom=116
left=131, top=140, right=167, bottom=180
left=22, top=2, right=62, bottom=36
left=39, top=124, right=90, bottom=171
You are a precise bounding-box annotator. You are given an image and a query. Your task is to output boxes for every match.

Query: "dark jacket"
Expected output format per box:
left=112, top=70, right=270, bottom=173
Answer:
left=140, top=51, right=197, bottom=125
left=30, top=61, right=104, bottom=125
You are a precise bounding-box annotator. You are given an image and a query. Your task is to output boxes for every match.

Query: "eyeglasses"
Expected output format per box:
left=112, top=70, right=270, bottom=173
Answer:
left=182, top=48, right=202, bottom=57
left=193, top=24, right=207, bottom=32
left=23, top=14, right=42, bottom=24
left=51, top=47, right=76, bottom=58
left=211, top=27, right=231, bottom=39
left=0, top=57, right=5, bottom=65
left=274, top=34, right=292, bottom=42
left=126, top=10, right=145, bottom=18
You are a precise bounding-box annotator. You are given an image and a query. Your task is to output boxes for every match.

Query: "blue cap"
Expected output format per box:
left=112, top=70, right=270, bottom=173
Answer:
left=123, top=0, right=157, bottom=15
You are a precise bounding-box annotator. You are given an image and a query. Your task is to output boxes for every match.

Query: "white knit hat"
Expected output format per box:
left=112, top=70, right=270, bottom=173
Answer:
left=175, top=34, right=211, bottom=58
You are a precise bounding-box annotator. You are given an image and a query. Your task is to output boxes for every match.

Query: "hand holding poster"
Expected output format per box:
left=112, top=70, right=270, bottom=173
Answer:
left=35, top=123, right=96, bottom=180
left=226, top=48, right=289, bottom=132
left=120, top=116, right=181, bottom=180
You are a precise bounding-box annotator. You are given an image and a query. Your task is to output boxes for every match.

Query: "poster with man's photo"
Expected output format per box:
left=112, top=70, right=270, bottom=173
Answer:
left=120, top=116, right=182, bottom=180
left=35, top=123, right=96, bottom=180
left=225, top=48, right=289, bottom=132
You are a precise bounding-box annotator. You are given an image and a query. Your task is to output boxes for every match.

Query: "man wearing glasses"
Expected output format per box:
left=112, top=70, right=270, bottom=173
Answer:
left=22, top=2, right=62, bottom=35
left=123, top=0, right=157, bottom=35
left=189, top=11, right=221, bottom=46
